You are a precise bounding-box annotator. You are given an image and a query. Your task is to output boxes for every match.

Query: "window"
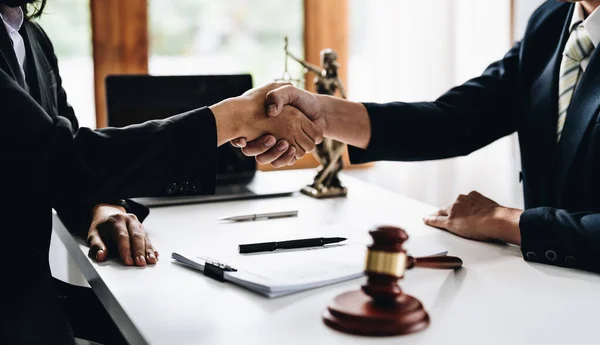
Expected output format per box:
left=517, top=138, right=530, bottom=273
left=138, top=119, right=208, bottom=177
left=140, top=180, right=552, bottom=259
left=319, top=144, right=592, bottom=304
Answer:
left=347, top=0, right=523, bottom=209
left=149, top=0, right=304, bottom=87
left=37, top=0, right=95, bottom=128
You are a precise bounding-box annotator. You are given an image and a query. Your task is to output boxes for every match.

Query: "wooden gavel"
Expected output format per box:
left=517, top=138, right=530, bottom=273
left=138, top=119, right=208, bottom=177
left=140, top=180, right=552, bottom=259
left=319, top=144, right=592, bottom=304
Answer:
left=323, top=225, right=463, bottom=336
left=407, top=255, right=464, bottom=269
left=364, top=226, right=462, bottom=278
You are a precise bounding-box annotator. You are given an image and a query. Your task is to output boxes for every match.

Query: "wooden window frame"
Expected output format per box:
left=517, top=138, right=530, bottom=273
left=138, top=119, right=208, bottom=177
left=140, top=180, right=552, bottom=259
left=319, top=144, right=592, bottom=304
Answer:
left=90, top=0, right=148, bottom=128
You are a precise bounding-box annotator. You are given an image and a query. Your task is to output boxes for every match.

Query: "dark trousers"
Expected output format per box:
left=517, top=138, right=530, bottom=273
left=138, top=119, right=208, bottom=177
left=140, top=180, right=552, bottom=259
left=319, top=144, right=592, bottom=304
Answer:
left=54, top=278, right=128, bottom=345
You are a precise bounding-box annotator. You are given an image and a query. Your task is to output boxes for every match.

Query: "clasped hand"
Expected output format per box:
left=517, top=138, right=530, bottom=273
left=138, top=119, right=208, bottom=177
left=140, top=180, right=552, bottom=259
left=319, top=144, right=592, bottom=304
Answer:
left=230, top=84, right=325, bottom=167
left=211, top=83, right=324, bottom=164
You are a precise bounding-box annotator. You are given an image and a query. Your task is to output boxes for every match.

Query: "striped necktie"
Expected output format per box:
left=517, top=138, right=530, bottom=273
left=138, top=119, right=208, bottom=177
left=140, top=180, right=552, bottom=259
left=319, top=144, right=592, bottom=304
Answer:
left=557, top=23, right=595, bottom=142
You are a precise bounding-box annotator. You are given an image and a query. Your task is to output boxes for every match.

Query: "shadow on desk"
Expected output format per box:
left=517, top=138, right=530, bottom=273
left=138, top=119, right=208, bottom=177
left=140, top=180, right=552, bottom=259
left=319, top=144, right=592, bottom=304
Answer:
left=430, top=268, right=468, bottom=312
left=423, top=230, right=523, bottom=264
left=528, top=263, right=600, bottom=283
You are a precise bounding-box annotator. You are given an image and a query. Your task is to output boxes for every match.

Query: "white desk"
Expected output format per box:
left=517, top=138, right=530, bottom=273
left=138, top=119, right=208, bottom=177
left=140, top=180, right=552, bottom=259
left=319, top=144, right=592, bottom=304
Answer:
left=54, top=170, right=600, bottom=345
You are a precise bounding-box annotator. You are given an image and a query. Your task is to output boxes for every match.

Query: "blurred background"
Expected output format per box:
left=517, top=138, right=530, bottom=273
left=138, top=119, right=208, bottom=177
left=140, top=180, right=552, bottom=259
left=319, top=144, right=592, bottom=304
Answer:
left=39, top=0, right=544, bottom=211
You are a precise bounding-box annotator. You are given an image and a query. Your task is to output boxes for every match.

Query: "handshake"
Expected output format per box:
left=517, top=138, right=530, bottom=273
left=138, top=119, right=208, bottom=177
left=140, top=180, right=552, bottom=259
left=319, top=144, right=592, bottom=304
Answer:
left=210, top=82, right=327, bottom=168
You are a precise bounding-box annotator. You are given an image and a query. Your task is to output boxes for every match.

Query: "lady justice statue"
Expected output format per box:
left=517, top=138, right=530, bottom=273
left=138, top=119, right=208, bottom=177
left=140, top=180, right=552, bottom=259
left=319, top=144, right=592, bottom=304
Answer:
left=277, top=37, right=348, bottom=198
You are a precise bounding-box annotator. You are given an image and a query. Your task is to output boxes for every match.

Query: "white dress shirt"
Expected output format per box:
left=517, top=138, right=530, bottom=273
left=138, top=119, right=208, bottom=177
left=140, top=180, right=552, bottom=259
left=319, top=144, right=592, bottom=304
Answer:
left=569, top=2, right=600, bottom=72
left=0, top=4, right=25, bottom=77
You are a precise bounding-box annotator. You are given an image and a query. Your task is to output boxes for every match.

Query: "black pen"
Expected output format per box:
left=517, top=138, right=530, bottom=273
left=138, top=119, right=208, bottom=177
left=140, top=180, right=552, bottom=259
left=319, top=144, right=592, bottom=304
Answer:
left=239, top=237, right=347, bottom=254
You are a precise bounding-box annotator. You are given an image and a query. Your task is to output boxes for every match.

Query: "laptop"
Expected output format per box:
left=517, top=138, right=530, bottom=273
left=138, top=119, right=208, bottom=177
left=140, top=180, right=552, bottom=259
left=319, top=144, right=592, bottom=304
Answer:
left=105, top=74, right=295, bottom=207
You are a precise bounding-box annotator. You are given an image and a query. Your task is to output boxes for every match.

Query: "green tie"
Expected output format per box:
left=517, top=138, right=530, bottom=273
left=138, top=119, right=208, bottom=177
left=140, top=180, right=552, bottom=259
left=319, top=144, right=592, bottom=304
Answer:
left=557, top=23, right=595, bottom=142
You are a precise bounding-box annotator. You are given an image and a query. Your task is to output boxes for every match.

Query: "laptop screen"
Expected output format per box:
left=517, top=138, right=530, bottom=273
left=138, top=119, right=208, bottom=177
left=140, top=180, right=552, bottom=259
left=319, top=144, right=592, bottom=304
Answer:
left=105, top=74, right=256, bottom=185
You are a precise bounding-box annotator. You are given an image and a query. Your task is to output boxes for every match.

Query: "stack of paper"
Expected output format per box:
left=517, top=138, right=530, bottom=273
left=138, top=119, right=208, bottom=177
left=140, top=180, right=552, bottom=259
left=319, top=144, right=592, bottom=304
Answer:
left=172, top=240, right=447, bottom=298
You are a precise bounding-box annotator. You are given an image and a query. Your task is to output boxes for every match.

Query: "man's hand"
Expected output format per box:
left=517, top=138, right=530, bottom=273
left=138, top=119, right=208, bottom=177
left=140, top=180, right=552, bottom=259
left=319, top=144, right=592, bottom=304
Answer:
left=265, top=85, right=326, bottom=130
left=210, top=83, right=323, bottom=159
left=423, top=191, right=523, bottom=245
left=231, top=84, right=370, bottom=167
left=231, top=85, right=326, bottom=166
left=87, top=204, right=158, bottom=267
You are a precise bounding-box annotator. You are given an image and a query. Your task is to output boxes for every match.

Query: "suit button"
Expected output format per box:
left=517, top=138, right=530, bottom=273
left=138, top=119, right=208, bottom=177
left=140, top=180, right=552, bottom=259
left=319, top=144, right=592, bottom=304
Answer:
left=179, top=181, right=190, bottom=192
left=565, top=256, right=576, bottom=265
left=525, top=251, right=538, bottom=261
left=545, top=250, right=557, bottom=261
left=166, top=182, right=177, bottom=195
left=191, top=180, right=201, bottom=192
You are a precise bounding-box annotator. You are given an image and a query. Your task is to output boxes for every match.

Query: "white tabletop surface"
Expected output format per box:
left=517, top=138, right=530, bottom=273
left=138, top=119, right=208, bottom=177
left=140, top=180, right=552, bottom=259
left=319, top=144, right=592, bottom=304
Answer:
left=53, top=170, right=600, bottom=345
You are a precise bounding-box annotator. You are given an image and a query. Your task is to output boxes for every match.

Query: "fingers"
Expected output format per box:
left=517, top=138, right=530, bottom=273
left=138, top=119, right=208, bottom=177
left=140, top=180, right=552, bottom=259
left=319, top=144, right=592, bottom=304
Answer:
left=108, top=217, right=134, bottom=266
left=266, top=85, right=318, bottom=119
left=293, top=129, right=316, bottom=159
left=230, top=137, right=247, bottom=148
left=126, top=216, right=147, bottom=267
left=242, top=136, right=284, bottom=157
left=292, top=138, right=307, bottom=159
left=423, top=215, right=449, bottom=229
left=301, top=117, right=324, bottom=145
left=434, top=208, right=449, bottom=216
left=255, top=140, right=290, bottom=165
left=271, top=146, right=297, bottom=168
left=294, top=116, right=320, bottom=157
left=144, top=234, right=158, bottom=265
left=87, top=228, right=108, bottom=262
left=265, top=85, right=298, bottom=117
left=93, top=210, right=159, bottom=267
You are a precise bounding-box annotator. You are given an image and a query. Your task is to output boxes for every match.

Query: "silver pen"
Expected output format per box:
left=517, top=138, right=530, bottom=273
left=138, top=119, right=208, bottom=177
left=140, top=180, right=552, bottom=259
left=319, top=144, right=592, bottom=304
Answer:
left=220, top=210, right=299, bottom=222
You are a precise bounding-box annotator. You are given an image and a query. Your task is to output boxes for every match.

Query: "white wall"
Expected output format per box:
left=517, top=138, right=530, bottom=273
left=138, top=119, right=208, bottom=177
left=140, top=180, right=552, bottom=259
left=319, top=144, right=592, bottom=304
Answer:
left=513, top=0, right=546, bottom=40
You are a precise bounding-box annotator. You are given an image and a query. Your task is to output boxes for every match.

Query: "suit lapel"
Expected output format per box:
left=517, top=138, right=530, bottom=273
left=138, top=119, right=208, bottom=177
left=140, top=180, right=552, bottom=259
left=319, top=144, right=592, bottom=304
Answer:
left=21, top=23, right=43, bottom=105
left=555, top=45, right=600, bottom=196
left=0, top=19, right=26, bottom=88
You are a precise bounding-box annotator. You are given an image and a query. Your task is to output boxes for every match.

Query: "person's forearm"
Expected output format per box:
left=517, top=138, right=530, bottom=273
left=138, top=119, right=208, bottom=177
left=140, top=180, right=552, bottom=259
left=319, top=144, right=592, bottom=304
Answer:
left=494, top=207, right=523, bottom=245
left=319, top=94, right=371, bottom=149
left=210, top=99, right=242, bottom=146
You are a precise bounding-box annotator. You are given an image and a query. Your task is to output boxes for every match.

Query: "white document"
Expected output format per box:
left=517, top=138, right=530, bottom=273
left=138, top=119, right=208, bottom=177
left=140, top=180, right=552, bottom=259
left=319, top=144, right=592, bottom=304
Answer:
left=172, top=239, right=447, bottom=298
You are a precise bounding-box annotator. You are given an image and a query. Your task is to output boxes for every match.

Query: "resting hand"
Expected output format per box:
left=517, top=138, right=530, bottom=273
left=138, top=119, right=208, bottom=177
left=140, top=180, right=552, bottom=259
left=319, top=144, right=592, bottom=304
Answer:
left=423, top=191, right=522, bottom=245
left=87, top=204, right=158, bottom=266
left=231, top=85, right=325, bottom=166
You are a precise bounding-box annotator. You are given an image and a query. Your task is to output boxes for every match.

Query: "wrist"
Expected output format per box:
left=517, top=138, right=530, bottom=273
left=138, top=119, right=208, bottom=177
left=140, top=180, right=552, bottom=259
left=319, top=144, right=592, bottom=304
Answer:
left=210, top=99, right=242, bottom=146
left=317, top=94, right=333, bottom=137
left=493, top=207, right=523, bottom=245
left=320, top=96, right=370, bottom=148
left=92, top=203, right=127, bottom=216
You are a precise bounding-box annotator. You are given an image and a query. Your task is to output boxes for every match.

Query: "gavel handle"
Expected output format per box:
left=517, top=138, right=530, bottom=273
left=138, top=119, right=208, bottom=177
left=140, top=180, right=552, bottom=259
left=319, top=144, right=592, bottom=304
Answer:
left=407, top=255, right=463, bottom=270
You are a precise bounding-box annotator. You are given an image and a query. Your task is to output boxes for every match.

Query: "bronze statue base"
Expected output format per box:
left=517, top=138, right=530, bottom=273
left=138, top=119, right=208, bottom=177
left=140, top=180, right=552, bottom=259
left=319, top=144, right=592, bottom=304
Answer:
left=322, top=290, right=430, bottom=336
left=301, top=185, right=348, bottom=199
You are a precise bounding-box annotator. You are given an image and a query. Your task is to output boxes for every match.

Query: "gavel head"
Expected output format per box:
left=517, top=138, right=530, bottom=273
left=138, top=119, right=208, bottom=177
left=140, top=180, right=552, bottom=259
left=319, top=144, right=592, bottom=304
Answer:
left=362, top=226, right=409, bottom=305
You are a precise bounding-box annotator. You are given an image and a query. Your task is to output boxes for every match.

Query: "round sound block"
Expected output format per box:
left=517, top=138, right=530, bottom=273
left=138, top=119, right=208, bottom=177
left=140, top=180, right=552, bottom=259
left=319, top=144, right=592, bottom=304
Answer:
left=322, top=290, right=429, bottom=336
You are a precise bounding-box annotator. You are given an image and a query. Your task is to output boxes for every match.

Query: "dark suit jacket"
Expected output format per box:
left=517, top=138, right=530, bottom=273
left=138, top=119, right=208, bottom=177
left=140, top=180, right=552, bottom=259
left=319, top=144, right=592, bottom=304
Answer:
left=349, top=1, right=600, bottom=274
left=0, top=20, right=218, bottom=344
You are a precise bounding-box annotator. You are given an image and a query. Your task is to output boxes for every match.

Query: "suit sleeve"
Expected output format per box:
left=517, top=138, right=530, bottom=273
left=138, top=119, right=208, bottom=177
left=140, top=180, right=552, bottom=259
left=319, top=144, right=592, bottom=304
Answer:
left=348, top=41, right=522, bottom=163
left=519, top=208, right=600, bottom=273
left=30, top=23, right=214, bottom=236
left=44, top=64, right=151, bottom=236
left=0, top=68, right=217, bottom=236
left=50, top=105, right=218, bottom=235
